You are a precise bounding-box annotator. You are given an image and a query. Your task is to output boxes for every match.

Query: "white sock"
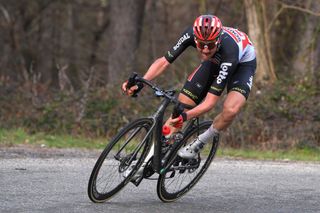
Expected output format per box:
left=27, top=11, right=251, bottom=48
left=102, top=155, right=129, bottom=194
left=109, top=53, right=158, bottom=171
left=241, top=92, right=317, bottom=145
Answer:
left=197, top=125, right=219, bottom=145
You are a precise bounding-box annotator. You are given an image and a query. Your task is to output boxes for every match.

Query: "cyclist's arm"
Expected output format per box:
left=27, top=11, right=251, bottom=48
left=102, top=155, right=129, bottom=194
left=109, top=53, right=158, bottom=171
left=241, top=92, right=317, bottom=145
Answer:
left=123, top=27, right=193, bottom=94
left=143, top=56, right=170, bottom=81
left=144, top=26, right=194, bottom=81
left=181, top=93, right=219, bottom=120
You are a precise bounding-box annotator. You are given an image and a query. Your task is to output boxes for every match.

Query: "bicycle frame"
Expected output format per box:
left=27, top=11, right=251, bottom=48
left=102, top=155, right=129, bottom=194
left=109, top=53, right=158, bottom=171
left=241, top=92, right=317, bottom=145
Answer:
left=87, top=73, right=216, bottom=202
left=125, top=73, right=201, bottom=177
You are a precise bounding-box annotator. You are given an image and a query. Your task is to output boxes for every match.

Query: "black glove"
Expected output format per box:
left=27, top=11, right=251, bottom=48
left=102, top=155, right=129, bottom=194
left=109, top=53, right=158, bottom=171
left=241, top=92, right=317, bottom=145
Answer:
left=126, top=73, right=144, bottom=97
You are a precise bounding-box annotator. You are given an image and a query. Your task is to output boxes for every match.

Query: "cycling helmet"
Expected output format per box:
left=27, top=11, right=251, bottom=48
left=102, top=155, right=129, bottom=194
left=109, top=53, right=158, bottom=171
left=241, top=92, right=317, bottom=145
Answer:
left=193, top=15, right=223, bottom=41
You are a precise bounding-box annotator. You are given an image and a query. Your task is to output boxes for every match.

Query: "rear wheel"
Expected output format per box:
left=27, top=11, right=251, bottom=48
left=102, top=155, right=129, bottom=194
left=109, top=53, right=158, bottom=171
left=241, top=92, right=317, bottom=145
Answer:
left=157, top=121, right=219, bottom=202
left=88, top=118, right=153, bottom=202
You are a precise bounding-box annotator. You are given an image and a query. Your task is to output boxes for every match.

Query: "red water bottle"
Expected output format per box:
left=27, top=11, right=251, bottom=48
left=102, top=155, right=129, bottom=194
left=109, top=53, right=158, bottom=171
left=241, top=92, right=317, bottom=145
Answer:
left=162, top=125, right=171, bottom=144
left=162, top=125, right=171, bottom=135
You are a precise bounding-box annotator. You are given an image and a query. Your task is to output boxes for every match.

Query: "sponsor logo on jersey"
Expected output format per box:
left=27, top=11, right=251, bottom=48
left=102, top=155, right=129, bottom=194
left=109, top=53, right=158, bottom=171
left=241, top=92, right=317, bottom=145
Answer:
left=210, top=86, right=222, bottom=92
left=167, top=51, right=174, bottom=58
left=173, top=33, right=190, bottom=51
left=232, top=87, right=247, bottom=94
left=247, top=76, right=253, bottom=89
left=224, top=27, right=252, bottom=50
left=182, top=88, right=198, bottom=100
left=224, top=27, right=241, bottom=43
left=217, top=62, right=232, bottom=84
left=196, top=82, right=202, bottom=89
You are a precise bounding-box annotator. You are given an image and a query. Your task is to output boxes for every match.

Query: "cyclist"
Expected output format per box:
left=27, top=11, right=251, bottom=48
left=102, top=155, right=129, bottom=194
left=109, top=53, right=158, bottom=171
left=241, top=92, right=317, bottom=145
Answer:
left=122, top=14, right=256, bottom=159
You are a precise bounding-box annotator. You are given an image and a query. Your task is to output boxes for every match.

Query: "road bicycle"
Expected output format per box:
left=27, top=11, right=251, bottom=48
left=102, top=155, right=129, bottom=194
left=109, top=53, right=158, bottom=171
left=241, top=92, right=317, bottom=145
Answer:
left=87, top=73, right=219, bottom=203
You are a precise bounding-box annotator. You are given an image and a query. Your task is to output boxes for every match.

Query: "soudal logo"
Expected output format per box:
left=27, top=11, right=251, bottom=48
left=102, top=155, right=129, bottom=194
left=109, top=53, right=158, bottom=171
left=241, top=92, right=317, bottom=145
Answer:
left=173, top=33, right=190, bottom=51
left=217, top=62, right=232, bottom=84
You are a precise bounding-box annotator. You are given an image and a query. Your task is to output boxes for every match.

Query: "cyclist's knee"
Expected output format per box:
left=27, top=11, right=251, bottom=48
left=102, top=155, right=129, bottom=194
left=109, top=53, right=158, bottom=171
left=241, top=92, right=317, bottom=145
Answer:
left=178, top=93, right=197, bottom=109
left=222, top=101, right=243, bottom=121
left=222, top=105, right=239, bottom=120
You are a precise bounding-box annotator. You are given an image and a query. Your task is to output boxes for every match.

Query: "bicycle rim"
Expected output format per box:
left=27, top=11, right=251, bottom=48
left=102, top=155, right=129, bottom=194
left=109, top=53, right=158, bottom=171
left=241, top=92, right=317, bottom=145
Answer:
left=157, top=121, right=219, bottom=202
left=88, top=118, right=153, bottom=202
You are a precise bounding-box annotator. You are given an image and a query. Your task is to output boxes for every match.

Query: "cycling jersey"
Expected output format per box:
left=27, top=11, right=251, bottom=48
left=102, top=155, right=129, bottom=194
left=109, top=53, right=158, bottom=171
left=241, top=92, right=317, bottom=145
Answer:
left=164, top=26, right=256, bottom=103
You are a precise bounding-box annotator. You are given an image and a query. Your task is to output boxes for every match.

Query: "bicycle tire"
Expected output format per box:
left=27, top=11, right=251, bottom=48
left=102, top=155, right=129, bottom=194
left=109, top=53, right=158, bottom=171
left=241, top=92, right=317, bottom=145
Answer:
left=157, top=121, right=219, bottom=202
left=88, top=118, right=153, bottom=203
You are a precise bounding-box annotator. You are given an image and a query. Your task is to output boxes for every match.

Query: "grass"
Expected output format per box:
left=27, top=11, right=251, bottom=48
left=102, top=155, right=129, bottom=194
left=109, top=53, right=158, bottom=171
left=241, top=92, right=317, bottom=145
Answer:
left=0, top=128, right=319, bottom=162
left=0, top=128, right=107, bottom=149
left=218, top=148, right=320, bottom=162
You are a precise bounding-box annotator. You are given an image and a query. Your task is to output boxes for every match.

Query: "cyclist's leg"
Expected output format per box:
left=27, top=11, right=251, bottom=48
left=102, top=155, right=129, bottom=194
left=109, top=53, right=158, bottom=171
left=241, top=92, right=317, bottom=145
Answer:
left=212, top=59, right=257, bottom=131
left=178, top=59, right=256, bottom=158
left=164, top=60, right=217, bottom=131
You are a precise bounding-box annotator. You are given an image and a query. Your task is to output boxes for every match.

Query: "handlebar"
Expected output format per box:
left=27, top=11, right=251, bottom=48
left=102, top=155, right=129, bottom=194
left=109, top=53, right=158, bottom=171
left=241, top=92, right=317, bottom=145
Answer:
left=127, top=72, right=179, bottom=104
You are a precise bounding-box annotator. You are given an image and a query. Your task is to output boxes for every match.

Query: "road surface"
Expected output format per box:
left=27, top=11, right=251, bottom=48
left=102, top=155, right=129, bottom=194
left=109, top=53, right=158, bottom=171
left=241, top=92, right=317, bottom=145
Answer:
left=0, top=148, right=319, bottom=213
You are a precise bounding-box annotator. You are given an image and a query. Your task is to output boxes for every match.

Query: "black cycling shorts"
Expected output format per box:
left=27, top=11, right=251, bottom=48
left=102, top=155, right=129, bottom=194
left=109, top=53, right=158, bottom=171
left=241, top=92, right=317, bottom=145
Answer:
left=180, top=59, right=256, bottom=104
left=226, top=59, right=256, bottom=99
left=180, top=60, right=218, bottom=105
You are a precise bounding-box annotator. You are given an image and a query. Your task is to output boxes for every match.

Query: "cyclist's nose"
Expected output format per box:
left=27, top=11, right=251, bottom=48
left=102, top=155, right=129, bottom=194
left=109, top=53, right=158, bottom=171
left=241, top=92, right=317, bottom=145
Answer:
left=202, top=47, right=210, bottom=53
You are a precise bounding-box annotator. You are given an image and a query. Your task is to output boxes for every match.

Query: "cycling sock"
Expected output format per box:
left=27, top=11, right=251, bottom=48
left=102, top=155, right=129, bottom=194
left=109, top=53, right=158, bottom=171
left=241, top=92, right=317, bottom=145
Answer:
left=197, top=125, right=219, bottom=145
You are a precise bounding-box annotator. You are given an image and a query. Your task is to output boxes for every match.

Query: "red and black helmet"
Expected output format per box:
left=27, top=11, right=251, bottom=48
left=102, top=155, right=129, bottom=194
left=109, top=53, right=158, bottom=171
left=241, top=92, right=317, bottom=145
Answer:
left=193, top=15, right=223, bottom=41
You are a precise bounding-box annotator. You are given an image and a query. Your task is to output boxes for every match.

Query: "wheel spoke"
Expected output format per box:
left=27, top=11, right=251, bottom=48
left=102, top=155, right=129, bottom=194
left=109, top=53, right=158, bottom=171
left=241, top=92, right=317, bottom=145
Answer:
left=88, top=119, right=153, bottom=202
left=157, top=121, right=219, bottom=202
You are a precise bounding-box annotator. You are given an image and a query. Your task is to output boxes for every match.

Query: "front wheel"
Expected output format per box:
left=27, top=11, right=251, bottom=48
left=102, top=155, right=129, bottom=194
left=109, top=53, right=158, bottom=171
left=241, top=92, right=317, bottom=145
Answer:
left=157, top=121, right=219, bottom=202
left=88, top=118, right=153, bottom=203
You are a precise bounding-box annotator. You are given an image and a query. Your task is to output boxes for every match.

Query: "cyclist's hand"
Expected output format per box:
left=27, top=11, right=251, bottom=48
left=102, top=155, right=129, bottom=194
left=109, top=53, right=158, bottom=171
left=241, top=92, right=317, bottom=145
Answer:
left=122, top=81, right=138, bottom=96
left=170, top=115, right=184, bottom=128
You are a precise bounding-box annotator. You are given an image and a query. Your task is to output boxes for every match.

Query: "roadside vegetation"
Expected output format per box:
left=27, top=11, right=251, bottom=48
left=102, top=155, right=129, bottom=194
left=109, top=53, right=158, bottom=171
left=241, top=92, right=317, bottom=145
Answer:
left=1, top=76, right=319, bottom=161
left=0, top=1, right=319, bottom=162
left=1, top=128, right=319, bottom=162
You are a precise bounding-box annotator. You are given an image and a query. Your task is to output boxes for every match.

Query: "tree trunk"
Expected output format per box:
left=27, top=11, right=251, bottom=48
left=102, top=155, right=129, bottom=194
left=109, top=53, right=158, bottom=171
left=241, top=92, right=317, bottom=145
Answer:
left=107, top=0, right=146, bottom=84
left=244, top=0, right=276, bottom=86
left=292, top=0, right=320, bottom=78
left=315, top=23, right=320, bottom=88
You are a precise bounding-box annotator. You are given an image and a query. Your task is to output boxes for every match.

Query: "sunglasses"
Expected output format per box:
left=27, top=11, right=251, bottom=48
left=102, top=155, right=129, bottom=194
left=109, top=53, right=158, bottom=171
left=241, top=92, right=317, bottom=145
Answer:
left=195, top=38, right=219, bottom=50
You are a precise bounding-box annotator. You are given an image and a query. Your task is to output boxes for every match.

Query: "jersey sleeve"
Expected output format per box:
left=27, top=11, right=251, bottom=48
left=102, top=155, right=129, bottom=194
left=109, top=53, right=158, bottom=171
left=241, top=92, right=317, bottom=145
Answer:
left=164, top=27, right=195, bottom=63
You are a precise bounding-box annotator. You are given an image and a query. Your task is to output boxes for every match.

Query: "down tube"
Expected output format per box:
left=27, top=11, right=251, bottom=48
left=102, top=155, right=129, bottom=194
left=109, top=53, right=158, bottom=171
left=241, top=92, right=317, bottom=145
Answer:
left=152, top=98, right=170, bottom=173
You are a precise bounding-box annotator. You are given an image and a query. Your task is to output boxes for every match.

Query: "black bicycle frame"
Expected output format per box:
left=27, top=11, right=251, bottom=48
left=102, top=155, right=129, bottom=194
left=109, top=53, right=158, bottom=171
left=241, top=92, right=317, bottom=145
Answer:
left=149, top=97, right=199, bottom=173
left=126, top=73, right=198, bottom=174
left=151, top=97, right=171, bottom=173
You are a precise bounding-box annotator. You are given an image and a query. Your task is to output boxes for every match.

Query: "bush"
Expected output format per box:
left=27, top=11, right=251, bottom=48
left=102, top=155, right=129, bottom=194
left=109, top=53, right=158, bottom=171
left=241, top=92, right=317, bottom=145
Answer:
left=0, top=76, right=319, bottom=151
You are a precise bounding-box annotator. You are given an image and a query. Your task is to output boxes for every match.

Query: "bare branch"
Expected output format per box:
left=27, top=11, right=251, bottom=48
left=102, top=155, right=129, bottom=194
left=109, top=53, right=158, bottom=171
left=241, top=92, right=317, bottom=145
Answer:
left=0, top=4, right=11, bottom=24
left=281, top=2, right=320, bottom=16
left=268, top=1, right=320, bottom=32
left=267, top=4, right=285, bottom=32
left=57, top=64, right=74, bottom=93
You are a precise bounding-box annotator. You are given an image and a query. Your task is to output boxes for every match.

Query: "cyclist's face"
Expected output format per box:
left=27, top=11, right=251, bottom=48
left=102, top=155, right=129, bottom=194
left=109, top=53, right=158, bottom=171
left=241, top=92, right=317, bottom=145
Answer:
left=195, top=38, right=218, bottom=60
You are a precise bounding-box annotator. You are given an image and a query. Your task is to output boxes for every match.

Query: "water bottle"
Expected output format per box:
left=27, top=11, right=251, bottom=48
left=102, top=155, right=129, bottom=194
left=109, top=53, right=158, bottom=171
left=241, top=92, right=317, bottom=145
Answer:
left=162, top=125, right=171, bottom=145
left=162, top=125, right=183, bottom=145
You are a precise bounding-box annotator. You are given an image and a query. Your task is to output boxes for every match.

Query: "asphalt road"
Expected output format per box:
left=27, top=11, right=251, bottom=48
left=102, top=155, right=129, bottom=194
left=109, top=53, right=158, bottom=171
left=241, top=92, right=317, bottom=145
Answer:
left=0, top=153, right=319, bottom=213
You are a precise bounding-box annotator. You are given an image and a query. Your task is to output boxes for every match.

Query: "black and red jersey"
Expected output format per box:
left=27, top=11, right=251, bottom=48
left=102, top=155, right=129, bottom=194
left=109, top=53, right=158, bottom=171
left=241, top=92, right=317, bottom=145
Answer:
left=165, top=26, right=255, bottom=64
left=164, top=26, right=256, bottom=97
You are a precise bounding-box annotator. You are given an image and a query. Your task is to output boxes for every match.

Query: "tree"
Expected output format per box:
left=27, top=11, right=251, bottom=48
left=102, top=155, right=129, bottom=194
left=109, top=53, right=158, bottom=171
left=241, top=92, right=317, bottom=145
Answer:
left=244, top=0, right=277, bottom=85
left=107, top=0, right=146, bottom=84
left=288, top=1, right=320, bottom=79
